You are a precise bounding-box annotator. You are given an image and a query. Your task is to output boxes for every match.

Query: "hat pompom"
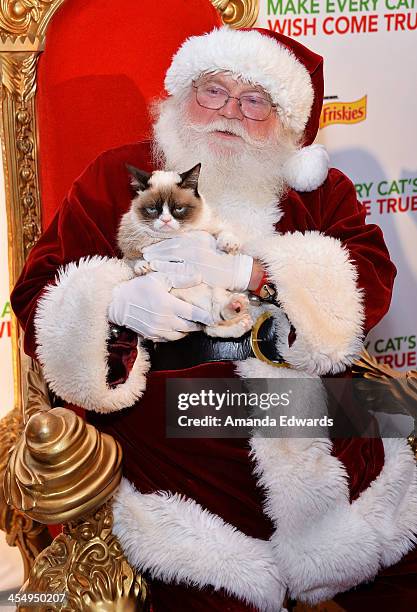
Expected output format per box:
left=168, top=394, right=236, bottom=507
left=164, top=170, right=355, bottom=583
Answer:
left=282, top=144, right=329, bottom=192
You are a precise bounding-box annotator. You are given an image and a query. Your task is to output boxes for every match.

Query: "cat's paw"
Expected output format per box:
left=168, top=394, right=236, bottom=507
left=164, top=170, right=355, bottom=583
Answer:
left=216, top=231, right=241, bottom=254
left=231, top=313, right=253, bottom=336
left=206, top=312, right=253, bottom=338
left=134, top=259, right=151, bottom=275
left=221, top=294, right=250, bottom=320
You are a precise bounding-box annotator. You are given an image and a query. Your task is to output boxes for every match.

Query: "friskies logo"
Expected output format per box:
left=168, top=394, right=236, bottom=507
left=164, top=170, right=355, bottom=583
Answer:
left=320, top=95, right=367, bottom=129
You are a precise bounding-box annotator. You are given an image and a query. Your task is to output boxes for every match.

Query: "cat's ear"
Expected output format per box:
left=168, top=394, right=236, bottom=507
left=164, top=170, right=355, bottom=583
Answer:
left=179, top=163, right=201, bottom=194
left=126, top=164, right=151, bottom=192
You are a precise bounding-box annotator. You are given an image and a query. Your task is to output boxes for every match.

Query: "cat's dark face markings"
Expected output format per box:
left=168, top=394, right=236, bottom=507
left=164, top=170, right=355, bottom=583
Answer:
left=139, top=193, right=196, bottom=222
left=126, top=163, right=203, bottom=232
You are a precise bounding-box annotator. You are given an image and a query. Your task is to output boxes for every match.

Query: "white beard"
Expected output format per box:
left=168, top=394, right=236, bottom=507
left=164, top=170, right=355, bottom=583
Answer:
left=152, top=97, right=298, bottom=244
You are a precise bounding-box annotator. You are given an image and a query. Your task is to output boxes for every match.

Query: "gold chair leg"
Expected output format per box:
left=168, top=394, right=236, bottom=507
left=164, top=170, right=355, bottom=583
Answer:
left=19, top=500, right=150, bottom=612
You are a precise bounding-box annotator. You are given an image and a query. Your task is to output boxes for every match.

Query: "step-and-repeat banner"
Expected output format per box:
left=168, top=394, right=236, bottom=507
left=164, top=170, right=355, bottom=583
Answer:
left=257, top=1, right=417, bottom=371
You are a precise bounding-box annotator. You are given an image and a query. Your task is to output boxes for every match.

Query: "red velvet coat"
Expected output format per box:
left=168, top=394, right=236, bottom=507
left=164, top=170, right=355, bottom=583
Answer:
left=12, top=142, right=417, bottom=611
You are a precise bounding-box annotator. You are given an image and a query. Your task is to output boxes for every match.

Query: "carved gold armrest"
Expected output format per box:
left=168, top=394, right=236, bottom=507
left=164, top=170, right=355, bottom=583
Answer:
left=352, top=349, right=417, bottom=457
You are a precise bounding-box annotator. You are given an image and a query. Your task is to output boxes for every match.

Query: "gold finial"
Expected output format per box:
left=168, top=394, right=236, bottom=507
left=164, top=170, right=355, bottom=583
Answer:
left=5, top=407, right=123, bottom=523
left=211, top=0, right=259, bottom=28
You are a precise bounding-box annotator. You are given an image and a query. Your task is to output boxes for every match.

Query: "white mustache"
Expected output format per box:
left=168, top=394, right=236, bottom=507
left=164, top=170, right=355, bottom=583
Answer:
left=188, top=120, right=266, bottom=148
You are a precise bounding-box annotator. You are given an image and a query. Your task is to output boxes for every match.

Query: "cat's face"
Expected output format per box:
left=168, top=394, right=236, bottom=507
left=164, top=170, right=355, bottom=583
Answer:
left=127, top=164, right=203, bottom=234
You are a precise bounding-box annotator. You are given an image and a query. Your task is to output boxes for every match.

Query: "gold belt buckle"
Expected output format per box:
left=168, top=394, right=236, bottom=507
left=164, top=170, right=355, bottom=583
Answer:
left=250, top=311, right=291, bottom=368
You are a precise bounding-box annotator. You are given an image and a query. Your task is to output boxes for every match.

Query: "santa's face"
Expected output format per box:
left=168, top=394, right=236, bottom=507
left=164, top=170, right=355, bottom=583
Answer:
left=153, top=71, right=298, bottom=232
left=185, top=73, right=281, bottom=151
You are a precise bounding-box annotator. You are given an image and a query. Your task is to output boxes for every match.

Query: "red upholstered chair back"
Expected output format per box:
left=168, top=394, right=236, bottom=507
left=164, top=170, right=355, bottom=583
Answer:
left=37, top=0, right=221, bottom=228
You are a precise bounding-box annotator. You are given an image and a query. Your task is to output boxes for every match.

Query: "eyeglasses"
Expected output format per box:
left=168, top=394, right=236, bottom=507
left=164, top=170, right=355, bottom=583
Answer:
left=192, top=82, right=277, bottom=121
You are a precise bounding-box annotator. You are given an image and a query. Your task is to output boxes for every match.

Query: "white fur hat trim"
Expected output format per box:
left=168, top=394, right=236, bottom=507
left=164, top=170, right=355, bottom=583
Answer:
left=165, top=27, right=314, bottom=135
left=283, top=144, right=329, bottom=192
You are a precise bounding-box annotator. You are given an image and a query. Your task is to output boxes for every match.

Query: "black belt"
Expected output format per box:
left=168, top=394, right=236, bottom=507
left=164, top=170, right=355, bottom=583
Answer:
left=145, top=312, right=288, bottom=371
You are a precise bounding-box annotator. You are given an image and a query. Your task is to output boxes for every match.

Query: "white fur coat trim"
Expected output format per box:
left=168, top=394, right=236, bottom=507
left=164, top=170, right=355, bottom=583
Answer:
left=113, top=439, right=417, bottom=607
left=250, top=436, right=417, bottom=604
left=112, top=478, right=286, bottom=611
left=165, top=27, right=313, bottom=136
left=35, top=256, right=149, bottom=413
left=248, top=231, right=364, bottom=375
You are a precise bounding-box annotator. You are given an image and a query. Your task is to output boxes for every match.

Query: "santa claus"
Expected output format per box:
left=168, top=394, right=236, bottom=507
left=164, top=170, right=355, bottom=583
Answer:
left=11, top=27, right=417, bottom=611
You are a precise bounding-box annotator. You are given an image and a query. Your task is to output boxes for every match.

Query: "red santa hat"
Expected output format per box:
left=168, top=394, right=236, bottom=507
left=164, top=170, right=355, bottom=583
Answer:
left=164, top=26, right=328, bottom=192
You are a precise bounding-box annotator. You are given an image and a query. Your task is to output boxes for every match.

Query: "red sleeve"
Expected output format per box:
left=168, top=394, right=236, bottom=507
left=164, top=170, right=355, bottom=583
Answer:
left=11, top=143, right=149, bottom=359
left=320, top=168, right=396, bottom=335
left=11, top=160, right=114, bottom=358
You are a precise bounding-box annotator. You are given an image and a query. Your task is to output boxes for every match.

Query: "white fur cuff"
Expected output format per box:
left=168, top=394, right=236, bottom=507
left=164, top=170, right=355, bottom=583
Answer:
left=112, top=478, right=285, bottom=611
left=249, top=231, right=365, bottom=375
left=35, top=256, right=149, bottom=412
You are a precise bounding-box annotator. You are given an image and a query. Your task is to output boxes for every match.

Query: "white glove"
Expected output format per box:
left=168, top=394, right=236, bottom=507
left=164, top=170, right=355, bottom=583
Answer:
left=142, top=231, right=253, bottom=292
left=108, top=272, right=213, bottom=341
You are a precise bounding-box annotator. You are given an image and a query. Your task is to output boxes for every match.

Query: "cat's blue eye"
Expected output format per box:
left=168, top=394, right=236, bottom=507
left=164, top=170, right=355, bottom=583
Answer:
left=146, top=207, right=157, bottom=213
left=174, top=207, right=185, bottom=213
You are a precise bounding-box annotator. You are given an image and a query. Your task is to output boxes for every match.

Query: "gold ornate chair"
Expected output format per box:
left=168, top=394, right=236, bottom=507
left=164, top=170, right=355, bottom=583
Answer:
left=1, top=1, right=416, bottom=610
left=0, top=1, right=259, bottom=609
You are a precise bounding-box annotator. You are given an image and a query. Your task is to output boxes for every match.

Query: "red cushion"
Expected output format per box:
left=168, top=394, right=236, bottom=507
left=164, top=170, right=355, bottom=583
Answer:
left=37, top=0, right=221, bottom=228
